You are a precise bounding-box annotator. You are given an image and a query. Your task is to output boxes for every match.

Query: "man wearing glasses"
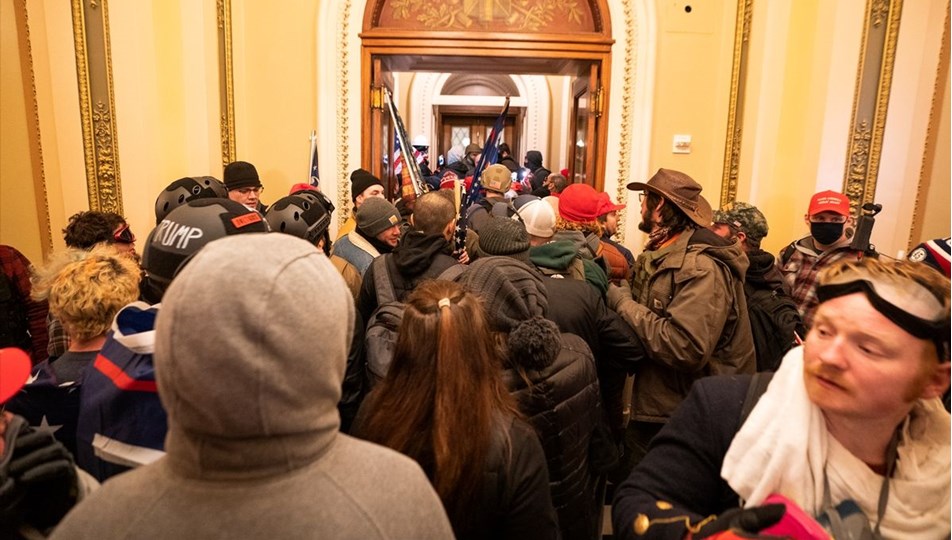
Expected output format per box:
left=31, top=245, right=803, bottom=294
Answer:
left=224, top=160, right=267, bottom=214
left=778, top=190, right=867, bottom=330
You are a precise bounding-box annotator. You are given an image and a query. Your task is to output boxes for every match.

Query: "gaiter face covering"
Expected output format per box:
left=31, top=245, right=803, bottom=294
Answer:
left=810, top=222, right=844, bottom=245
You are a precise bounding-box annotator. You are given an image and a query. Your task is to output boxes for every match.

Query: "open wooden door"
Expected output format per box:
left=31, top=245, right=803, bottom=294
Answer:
left=568, top=63, right=601, bottom=186
left=368, top=57, right=395, bottom=197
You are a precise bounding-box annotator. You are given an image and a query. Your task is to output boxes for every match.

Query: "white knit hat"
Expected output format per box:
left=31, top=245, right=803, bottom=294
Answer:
left=518, top=199, right=556, bottom=238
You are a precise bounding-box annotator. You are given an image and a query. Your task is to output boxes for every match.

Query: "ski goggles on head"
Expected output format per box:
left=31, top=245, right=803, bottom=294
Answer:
left=113, top=224, right=136, bottom=244
left=816, top=269, right=950, bottom=359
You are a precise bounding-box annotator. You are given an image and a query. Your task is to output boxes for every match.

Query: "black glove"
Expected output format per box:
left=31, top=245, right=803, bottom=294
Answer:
left=3, top=419, right=78, bottom=531
left=695, top=504, right=786, bottom=539
left=0, top=414, right=28, bottom=531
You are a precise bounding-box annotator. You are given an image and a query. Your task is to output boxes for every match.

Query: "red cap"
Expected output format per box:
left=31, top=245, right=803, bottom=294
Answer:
left=560, top=168, right=569, bottom=177
left=808, top=190, right=850, bottom=216
left=558, top=184, right=603, bottom=222
left=0, top=348, right=31, bottom=403
left=596, top=192, right=626, bottom=216
left=289, top=183, right=317, bottom=195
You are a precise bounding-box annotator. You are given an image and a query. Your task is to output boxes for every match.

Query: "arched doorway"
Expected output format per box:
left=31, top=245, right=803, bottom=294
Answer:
left=360, top=0, right=613, bottom=190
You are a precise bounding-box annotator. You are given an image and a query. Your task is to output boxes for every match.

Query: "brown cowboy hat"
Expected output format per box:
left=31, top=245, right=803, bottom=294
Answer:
left=627, top=168, right=713, bottom=227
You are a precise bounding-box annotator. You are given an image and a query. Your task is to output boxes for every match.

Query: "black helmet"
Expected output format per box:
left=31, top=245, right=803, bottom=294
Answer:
left=141, top=198, right=269, bottom=302
left=289, top=186, right=336, bottom=216
left=154, top=176, right=227, bottom=224
left=265, top=195, right=332, bottom=254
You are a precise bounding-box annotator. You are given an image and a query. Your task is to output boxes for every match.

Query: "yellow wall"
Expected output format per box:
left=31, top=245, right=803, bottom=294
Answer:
left=0, top=0, right=43, bottom=263
left=232, top=0, right=320, bottom=201
left=648, top=0, right=736, bottom=196
left=920, top=69, right=951, bottom=244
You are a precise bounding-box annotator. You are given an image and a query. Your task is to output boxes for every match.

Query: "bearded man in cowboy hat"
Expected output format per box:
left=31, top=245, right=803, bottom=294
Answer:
left=605, top=168, right=755, bottom=478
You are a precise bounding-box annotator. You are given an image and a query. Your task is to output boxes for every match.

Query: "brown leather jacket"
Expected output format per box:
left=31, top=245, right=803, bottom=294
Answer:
left=608, top=228, right=755, bottom=422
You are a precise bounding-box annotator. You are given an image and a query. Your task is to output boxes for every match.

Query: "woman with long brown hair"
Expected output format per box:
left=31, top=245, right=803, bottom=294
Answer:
left=354, top=279, right=557, bottom=540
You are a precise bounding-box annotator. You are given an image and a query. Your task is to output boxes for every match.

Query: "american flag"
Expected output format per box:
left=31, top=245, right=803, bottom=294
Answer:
left=384, top=88, right=427, bottom=202
left=454, top=96, right=510, bottom=253
left=393, top=137, right=424, bottom=176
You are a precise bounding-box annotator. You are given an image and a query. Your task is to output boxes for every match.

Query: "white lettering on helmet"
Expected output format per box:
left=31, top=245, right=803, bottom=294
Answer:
left=156, top=220, right=204, bottom=250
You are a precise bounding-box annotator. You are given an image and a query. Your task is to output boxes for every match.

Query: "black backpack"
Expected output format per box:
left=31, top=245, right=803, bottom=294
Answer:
left=0, top=269, right=30, bottom=351
left=364, top=257, right=465, bottom=385
left=744, top=282, right=804, bottom=372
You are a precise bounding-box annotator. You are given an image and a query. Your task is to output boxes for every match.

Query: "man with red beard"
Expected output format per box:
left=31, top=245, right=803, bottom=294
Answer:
left=612, top=258, right=951, bottom=539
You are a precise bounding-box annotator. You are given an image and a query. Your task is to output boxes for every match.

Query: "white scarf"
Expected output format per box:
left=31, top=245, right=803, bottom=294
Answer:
left=721, top=347, right=951, bottom=538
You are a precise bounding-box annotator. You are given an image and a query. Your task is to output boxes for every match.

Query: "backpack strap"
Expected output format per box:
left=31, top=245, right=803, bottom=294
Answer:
left=779, top=242, right=797, bottom=267
left=739, top=372, right=774, bottom=427
left=371, top=256, right=398, bottom=305
left=436, top=264, right=466, bottom=282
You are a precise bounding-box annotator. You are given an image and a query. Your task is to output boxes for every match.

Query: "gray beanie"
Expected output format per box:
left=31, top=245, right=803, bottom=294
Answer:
left=476, top=216, right=531, bottom=264
left=356, top=197, right=401, bottom=237
left=458, top=256, right=547, bottom=333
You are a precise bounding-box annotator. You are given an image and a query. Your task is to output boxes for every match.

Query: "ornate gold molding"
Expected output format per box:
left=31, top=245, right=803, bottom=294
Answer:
left=842, top=0, right=903, bottom=214
left=908, top=3, right=949, bottom=251
left=612, top=0, right=636, bottom=243
left=15, top=0, right=53, bottom=255
left=337, top=0, right=354, bottom=228
left=71, top=0, right=123, bottom=213
left=217, top=0, right=236, bottom=167
left=720, top=0, right=753, bottom=208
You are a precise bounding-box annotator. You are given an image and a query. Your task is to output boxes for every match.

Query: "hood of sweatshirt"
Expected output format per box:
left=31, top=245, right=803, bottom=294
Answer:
left=392, top=231, right=453, bottom=277
left=529, top=239, right=579, bottom=271
left=744, top=248, right=784, bottom=290
left=154, top=233, right=355, bottom=481
left=683, top=227, right=750, bottom=280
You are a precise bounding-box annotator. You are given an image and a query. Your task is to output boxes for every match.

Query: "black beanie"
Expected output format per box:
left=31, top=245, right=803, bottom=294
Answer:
left=476, top=217, right=531, bottom=264
left=351, top=168, right=384, bottom=203
left=223, top=161, right=262, bottom=191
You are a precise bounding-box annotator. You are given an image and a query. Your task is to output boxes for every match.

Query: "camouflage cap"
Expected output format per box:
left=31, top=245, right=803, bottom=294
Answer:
left=712, top=201, right=768, bottom=241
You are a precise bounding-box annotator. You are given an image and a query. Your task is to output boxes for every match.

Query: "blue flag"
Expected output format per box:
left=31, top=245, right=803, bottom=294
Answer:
left=454, top=96, right=510, bottom=252
left=76, top=304, right=168, bottom=482
left=309, top=130, right=319, bottom=187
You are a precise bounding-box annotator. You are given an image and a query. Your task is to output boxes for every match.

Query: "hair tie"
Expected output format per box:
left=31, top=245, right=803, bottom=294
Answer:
left=438, top=297, right=451, bottom=309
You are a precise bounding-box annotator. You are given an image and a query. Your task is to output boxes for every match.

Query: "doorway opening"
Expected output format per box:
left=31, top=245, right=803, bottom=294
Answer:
left=359, top=0, right=613, bottom=195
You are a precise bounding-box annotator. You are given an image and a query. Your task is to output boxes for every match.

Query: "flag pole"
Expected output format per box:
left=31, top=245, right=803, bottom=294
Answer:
left=308, top=130, right=319, bottom=187
left=384, top=88, right=427, bottom=199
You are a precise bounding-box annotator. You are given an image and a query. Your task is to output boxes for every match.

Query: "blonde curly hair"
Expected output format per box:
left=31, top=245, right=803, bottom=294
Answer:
left=47, top=248, right=141, bottom=342
left=554, top=216, right=603, bottom=237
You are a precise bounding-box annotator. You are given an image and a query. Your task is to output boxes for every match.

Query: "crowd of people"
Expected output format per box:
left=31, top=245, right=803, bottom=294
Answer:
left=0, top=151, right=949, bottom=540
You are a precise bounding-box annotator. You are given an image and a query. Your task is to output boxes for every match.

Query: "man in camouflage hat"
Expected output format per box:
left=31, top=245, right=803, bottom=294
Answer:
left=711, top=202, right=804, bottom=371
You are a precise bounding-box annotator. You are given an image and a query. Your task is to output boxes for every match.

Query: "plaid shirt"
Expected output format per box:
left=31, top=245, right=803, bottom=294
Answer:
left=0, top=245, right=50, bottom=363
left=47, top=311, right=69, bottom=359
left=778, top=237, right=864, bottom=330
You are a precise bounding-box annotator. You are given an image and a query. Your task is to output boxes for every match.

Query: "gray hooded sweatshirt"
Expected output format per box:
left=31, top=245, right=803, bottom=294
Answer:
left=52, top=234, right=454, bottom=540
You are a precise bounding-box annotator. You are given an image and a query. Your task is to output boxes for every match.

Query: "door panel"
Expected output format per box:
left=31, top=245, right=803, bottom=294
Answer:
left=369, top=57, right=395, bottom=197
left=437, top=111, right=517, bottom=169
left=568, top=63, right=599, bottom=186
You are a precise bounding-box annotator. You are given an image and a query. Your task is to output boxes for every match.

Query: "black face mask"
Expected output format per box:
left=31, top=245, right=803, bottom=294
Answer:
left=810, top=222, right=844, bottom=245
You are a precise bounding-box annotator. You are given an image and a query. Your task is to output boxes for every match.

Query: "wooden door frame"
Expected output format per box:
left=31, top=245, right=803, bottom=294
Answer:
left=360, top=41, right=612, bottom=190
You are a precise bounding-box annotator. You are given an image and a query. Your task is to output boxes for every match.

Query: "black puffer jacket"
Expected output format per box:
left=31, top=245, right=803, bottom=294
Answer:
left=541, top=277, right=645, bottom=440
left=502, top=322, right=605, bottom=540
